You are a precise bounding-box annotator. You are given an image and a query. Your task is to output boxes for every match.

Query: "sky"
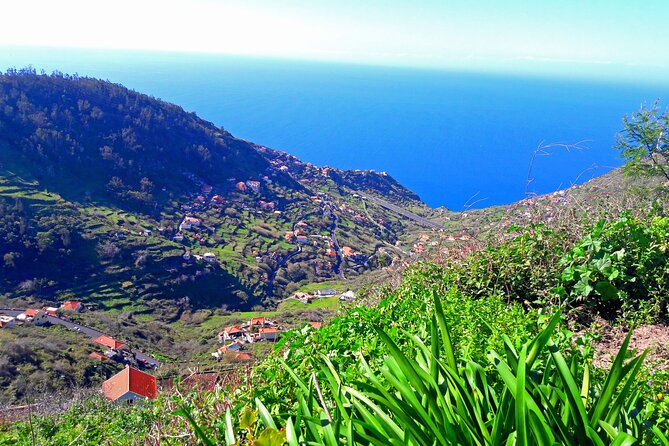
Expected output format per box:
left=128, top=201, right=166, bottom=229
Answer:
left=1, top=0, right=669, bottom=81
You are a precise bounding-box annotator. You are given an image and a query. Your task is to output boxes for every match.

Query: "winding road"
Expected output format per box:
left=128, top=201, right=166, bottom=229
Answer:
left=363, top=195, right=442, bottom=229
left=0, top=309, right=160, bottom=367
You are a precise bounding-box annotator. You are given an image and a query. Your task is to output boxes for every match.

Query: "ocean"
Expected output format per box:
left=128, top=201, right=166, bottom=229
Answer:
left=1, top=47, right=667, bottom=210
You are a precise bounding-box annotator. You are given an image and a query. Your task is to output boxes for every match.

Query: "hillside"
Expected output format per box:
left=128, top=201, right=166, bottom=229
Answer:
left=0, top=70, right=445, bottom=401
left=0, top=70, right=435, bottom=310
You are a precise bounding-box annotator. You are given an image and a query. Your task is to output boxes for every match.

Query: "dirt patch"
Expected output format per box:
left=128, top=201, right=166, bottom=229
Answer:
left=591, top=320, right=669, bottom=370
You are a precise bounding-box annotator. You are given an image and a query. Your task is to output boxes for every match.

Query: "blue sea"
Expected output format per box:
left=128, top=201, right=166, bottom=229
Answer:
left=1, top=47, right=668, bottom=210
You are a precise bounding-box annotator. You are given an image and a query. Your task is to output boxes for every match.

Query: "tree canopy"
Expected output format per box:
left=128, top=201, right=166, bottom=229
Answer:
left=615, top=101, right=669, bottom=180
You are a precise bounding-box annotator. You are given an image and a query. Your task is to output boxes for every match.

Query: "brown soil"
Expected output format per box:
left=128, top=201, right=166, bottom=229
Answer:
left=590, top=319, right=669, bottom=371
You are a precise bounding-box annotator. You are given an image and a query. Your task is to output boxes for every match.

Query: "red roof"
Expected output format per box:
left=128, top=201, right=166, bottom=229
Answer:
left=250, top=317, right=266, bottom=325
left=102, top=366, right=157, bottom=401
left=259, top=327, right=279, bottom=333
left=235, top=353, right=253, bottom=361
left=94, top=335, right=126, bottom=350
left=308, top=322, right=323, bottom=329
left=225, top=325, right=242, bottom=334
left=89, top=352, right=109, bottom=361
left=24, top=309, right=41, bottom=317
left=61, top=301, right=82, bottom=311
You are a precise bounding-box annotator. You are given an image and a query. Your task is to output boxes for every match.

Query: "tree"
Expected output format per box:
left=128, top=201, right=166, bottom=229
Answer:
left=139, top=177, right=154, bottom=193
left=615, top=102, right=669, bottom=180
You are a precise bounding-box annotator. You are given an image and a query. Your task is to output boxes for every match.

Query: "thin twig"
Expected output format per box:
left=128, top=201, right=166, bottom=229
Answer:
left=525, top=139, right=591, bottom=198
left=312, top=372, right=332, bottom=422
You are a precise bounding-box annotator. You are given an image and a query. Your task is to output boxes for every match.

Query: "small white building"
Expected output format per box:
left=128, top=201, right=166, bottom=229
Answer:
left=0, top=315, right=15, bottom=328
left=340, top=290, right=356, bottom=301
left=203, top=252, right=216, bottom=263
left=315, top=289, right=338, bottom=297
left=179, top=217, right=201, bottom=231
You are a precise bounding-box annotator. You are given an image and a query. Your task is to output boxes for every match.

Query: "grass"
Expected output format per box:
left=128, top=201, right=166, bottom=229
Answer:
left=277, top=296, right=340, bottom=312
left=295, top=280, right=348, bottom=294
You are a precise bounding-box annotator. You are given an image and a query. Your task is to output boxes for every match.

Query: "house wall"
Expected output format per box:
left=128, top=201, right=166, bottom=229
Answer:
left=114, top=392, right=147, bottom=405
left=260, top=332, right=279, bottom=341
left=33, top=313, right=49, bottom=326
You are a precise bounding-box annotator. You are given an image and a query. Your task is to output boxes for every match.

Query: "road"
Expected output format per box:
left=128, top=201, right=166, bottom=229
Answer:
left=265, top=209, right=318, bottom=297
left=325, top=204, right=345, bottom=279
left=0, top=309, right=160, bottom=367
left=266, top=244, right=301, bottom=297
left=363, top=195, right=442, bottom=229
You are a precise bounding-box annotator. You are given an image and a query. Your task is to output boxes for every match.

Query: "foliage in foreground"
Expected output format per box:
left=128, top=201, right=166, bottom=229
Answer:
left=182, top=297, right=667, bottom=445
left=444, top=213, right=669, bottom=323
left=3, top=212, right=669, bottom=444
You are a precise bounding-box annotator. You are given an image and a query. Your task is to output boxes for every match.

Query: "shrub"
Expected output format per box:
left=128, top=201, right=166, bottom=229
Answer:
left=559, top=213, right=669, bottom=322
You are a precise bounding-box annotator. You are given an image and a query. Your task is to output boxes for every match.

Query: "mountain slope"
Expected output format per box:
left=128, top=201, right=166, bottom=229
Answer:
left=0, top=70, right=434, bottom=315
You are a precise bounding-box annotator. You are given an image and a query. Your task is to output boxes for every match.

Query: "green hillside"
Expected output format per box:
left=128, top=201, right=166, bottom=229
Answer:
left=2, top=71, right=669, bottom=445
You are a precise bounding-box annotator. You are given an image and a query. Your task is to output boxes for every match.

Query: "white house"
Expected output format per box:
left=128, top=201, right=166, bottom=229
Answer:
left=340, top=290, right=356, bottom=301
left=179, top=217, right=201, bottom=231
left=0, top=315, right=15, bottom=328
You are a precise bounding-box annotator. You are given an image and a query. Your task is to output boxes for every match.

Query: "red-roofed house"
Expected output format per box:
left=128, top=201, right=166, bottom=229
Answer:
left=102, top=365, right=157, bottom=404
left=308, top=322, right=323, bottom=329
left=245, top=180, right=260, bottom=192
left=61, top=301, right=83, bottom=312
left=218, top=325, right=243, bottom=342
left=94, top=335, right=128, bottom=351
left=179, top=216, right=201, bottom=231
left=296, top=235, right=308, bottom=244
left=249, top=317, right=266, bottom=326
left=89, top=352, right=109, bottom=361
left=258, top=327, right=280, bottom=341
left=218, top=341, right=244, bottom=354
left=23, top=309, right=49, bottom=325
left=45, top=307, right=58, bottom=317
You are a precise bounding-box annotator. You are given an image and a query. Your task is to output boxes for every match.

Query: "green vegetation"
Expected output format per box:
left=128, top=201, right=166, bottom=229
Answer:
left=616, top=102, right=669, bottom=181
left=2, top=73, right=669, bottom=445
left=0, top=325, right=120, bottom=405
left=3, top=213, right=668, bottom=444
left=183, top=310, right=657, bottom=445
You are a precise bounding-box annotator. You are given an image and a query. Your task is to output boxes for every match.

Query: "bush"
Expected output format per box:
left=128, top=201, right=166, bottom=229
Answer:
left=559, top=213, right=669, bottom=322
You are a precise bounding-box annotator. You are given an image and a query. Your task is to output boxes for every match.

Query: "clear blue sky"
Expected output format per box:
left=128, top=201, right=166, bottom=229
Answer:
left=1, top=0, right=668, bottom=82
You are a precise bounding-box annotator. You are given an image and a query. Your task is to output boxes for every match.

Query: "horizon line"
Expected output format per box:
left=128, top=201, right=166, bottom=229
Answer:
left=2, top=44, right=669, bottom=89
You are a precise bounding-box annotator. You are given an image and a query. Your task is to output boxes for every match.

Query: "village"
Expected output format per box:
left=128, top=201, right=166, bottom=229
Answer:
left=0, top=286, right=358, bottom=405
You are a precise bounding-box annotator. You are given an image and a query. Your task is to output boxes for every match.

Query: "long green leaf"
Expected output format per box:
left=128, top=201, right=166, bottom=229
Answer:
left=516, top=345, right=528, bottom=446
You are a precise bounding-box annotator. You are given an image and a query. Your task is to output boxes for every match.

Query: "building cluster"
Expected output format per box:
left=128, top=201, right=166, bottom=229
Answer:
left=290, top=288, right=356, bottom=303
left=89, top=334, right=152, bottom=369
left=213, top=317, right=283, bottom=361
left=0, top=301, right=84, bottom=328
